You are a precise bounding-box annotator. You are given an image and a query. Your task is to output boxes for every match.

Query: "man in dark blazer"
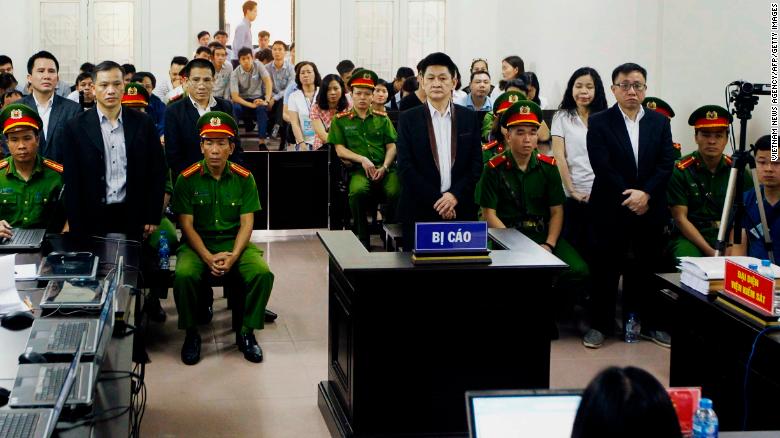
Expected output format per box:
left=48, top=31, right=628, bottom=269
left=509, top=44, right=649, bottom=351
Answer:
left=585, top=63, right=676, bottom=349
left=20, top=51, right=81, bottom=162
left=62, top=61, right=166, bottom=239
left=396, top=52, right=482, bottom=247
left=165, top=58, right=243, bottom=177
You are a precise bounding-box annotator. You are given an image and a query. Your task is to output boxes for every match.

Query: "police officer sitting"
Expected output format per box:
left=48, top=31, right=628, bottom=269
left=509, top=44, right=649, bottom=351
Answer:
left=643, top=97, right=682, bottom=159
left=328, top=69, right=400, bottom=248
left=475, top=100, right=592, bottom=346
left=172, top=111, right=274, bottom=365
left=0, top=103, right=65, bottom=239
left=667, top=105, right=747, bottom=258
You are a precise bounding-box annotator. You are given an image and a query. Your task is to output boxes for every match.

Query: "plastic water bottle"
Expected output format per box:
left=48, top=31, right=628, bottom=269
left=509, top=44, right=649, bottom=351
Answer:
left=624, top=313, right=640, bottom=343
left=692, top=398, right=718, bottom=437
left=158, top=230, right=170, bottom=270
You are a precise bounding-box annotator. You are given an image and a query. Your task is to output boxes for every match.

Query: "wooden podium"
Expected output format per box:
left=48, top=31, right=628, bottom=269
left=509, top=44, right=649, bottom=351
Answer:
left=317, top=229, right=567, bottom=437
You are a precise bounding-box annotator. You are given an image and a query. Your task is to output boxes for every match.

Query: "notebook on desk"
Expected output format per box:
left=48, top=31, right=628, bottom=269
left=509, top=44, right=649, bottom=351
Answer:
left=0, top=228, right=46, bottom=250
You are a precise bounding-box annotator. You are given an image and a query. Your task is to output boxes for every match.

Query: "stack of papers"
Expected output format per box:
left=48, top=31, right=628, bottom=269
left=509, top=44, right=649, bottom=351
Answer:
left=678, top=256, right=780, bottom=294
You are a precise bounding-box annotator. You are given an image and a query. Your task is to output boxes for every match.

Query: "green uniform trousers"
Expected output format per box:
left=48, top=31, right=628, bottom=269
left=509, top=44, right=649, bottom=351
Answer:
left=669, top=227, right=718, bottom=259
left=524, top=229, right=590, bottom=293
left=173, top=238, right=274, bottom=330
left=348, top=169, right=400, bottom=242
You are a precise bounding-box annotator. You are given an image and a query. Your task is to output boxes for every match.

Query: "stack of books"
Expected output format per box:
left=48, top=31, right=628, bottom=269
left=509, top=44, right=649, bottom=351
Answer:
left=678, top=256, right=780, bottom=294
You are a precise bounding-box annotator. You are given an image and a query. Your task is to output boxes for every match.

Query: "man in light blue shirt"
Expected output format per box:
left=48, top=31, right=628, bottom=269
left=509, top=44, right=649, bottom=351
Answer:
left=265, top=41, right=295, bottom=138
left=455, top=71, right=492, bottom=112
left=232, top=1, right=258, bottom=60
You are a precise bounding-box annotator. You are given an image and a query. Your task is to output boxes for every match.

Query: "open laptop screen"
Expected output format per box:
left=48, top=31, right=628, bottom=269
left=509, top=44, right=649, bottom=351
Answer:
left=466, top=390, right=582, bottom=438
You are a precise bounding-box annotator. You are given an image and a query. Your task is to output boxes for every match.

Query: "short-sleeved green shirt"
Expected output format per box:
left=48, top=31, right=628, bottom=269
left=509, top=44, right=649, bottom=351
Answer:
left=327, top=108, right=397, bottom=166
left=475, top=150, right=565, bottom=227
left=667, top=151, right=749, bottom=225
left=172, top=160, right=261, bottom=239
left=0, top=155, right=64, bottom=230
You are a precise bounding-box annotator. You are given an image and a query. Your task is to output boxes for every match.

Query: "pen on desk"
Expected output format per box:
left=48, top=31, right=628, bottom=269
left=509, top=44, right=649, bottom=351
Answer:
left=23, top=296, right=33, bottom=310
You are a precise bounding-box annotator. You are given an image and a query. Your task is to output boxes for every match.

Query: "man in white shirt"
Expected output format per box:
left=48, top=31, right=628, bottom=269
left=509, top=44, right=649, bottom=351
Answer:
left=232, top=1, right=258, bottom=60
left=154, top=56, right=188, bottom=103
left=19, top=51, right=81, bottom=161
left=396, top=52, right=482, bottom=246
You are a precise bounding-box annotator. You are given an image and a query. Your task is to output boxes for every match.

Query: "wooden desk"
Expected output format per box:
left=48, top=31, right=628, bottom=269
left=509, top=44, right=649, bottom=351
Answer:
left=318, top=229, right=567, bottom=437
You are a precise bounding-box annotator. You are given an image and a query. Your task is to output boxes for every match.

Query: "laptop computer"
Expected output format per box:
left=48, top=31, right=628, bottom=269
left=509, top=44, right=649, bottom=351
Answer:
left=9, top=361, right=98, bottom=410
left=37, top=252, right=98, bottom=281
left=39, top=278, right=107, bottom=312
left=0, top=333, right=84, bottom=438
left=0, top=228, right=46, bottom=251
left=465, top=389, right=583, bottom=438
left=23, top=265, right=118, bottom=362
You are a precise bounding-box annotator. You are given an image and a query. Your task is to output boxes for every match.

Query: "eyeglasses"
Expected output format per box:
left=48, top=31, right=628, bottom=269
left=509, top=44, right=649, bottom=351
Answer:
left=613, top=82, right=647, bottom=92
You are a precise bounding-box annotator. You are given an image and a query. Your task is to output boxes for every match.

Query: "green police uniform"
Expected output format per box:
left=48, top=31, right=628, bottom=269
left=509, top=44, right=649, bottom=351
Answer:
left=327, top=69, right=400, bottom=243
left=644, top=97, right=682, bottom=159
left=475, top=101, right=589, bottom=289
left=480, top=91, right=526, bottom=153
left=0, top=156, right=64, bottom=230
left=666, top=105, right=742, bottom=258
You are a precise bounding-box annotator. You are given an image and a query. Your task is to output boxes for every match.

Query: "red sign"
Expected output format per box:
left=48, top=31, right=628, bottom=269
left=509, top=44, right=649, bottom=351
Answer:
left=723, top=260, right=776, bottom=316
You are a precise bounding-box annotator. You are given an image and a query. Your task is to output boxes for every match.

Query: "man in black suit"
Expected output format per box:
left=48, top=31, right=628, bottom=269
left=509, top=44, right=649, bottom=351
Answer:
left=396, top=52, right=482, bottom=246
left=165, top=58, right=242, bottom=177
left=62, top=61, right=167, bottom=239
left=20, top=51, right=81, bottom=162
left=585, top=63, right=676, bottom=349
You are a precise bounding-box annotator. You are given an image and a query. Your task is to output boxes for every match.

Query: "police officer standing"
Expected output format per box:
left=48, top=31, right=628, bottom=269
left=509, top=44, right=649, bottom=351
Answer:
left=0, top=103, right=65, bottom=238
left=475, top=100, right=591, bottom=345
left=328, top=69, right=399, bottom=248
left=667, top=105, right=747, bottom=258
left=172, top=111, right=274, bottom=365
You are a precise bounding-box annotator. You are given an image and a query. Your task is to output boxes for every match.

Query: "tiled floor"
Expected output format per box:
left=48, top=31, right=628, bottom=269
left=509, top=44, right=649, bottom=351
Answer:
left=141, top=235, right=670, bottom=438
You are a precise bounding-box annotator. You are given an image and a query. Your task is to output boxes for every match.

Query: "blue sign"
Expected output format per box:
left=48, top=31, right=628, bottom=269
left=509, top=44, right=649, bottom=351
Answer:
left=414, top=221, right=488, bottom=252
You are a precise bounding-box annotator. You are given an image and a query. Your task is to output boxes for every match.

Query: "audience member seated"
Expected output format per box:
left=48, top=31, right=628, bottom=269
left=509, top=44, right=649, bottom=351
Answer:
left=462, top=58, right=495, bottom=97
left=311, top=74, right=350, bottom=150
left=2, top=91, right=22, bottom=107
left=571, top=366, right=682, bottom=438
left=371, top=78, right=391, bottom=114
left=0, top=73, right=19, bottom=98
left=456, top=70, right=492, bottom=111
left=0, top=55, right=29, bottom=94
left=388, top=66, right=414, bottom=111
left=336, top=59, right=355, bottom=89
left=499, top=55, right=524, bottom=91
left=264, top=41, right=295, bottom=143
left=230, top=47, right=273, bottom=146
left=0, top=103, right=66, bottom=238
left=255, top=48, right=273, bottom=65
left=667, top=105, right=743, bottom=259
left=121, top=63, right=136, bottom=85
left=399, top=61, right=426, bottom=111
left=731, top=135, right=777, bottom=259
left=154, top=56, right=188, bottom=104
left=551, top=67, right=607, bottom=258
left=20, top=51, right=81, bottom=162
left=328, top=70, right=399, bottom=248
left=208, top=42, right=233, bottom=101
left=521, top=71, right=547, bottom=108
left=255, top=30, right=271, bottom=54
left=66, top=72, right=96, bottom=110
left=287, top=61, right=321, bottom=150
left=166, top=58, right=241, bottom=178
left=213, top=30, right=234, bottom=60
left=194, top=46, right=212, bottom=61
left=132, top=72, right=166, bottom=141
left=172, top=111, right=274, bottom=365
left=197, top=30, right=211, bottom=47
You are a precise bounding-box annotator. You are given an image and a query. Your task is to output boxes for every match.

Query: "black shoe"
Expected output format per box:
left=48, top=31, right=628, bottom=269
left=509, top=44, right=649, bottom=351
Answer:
left=197, top=305, right=213, bottom=325
left=144, top=296, right=166, bottom=323
left=181, top=331, right=201, bottom=365
left=236, top=332, right=263, bottom=363
left=264, top=309, right=278, bottom=323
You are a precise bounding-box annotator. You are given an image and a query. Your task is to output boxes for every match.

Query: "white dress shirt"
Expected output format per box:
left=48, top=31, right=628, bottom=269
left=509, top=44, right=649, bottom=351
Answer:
left=619, top=105, right=645, bottom=166
left=189, top=94, right=217, bottom=117
left=33, top=93, right=54, bottom=140
left=96, top=107, right=128, bottom=204
left=550, top=110, right=594, bottom=195
left=427, top=100, right=452, bottom=193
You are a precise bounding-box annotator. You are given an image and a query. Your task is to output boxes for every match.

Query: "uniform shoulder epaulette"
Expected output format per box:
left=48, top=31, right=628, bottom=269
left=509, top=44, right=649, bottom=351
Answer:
left=335, top=111, right=352, bottom=119
left=482, top=140, right=499, bottom=151
left=373, top=110, right=387, bottom=117
left=181, top=162, right=202, bottom=178
left=167, top=93, right=184, bottom=106
left=673, top=142, right=682, bottom=151
left=487, top=154, right=509, bottom=169
left=537, top=153, right=556, bottom=166
left=229, top=162, right=251, bottom=178
left=42, top=159, right=63, bottom=173
left=724, top=155, right=733, bottom=166
left=0, top=159, right=10, bottom=170
left=676, top=155, right=698, bottom=170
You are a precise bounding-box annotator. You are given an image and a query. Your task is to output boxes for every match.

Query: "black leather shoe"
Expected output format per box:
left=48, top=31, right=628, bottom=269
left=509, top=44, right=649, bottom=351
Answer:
left=144, top=296, right=166, bottom=323
left=236, top=332, right=263, bottom=363
left=181, top=331, right=201, bottom=365
left=197, top=305, right=213, bottom=325
left=264, top=309, right=278, bottom=323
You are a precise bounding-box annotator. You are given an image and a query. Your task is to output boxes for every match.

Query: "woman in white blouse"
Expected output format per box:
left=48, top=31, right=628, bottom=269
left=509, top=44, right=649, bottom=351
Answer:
left=550, top=67, right=608, bottom=251
left=287, top=61, right=321, bottom=151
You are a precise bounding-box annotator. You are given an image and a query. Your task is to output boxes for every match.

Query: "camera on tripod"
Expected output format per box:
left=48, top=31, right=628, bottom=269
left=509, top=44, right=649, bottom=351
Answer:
left=730, top=80, right=771, bottom=98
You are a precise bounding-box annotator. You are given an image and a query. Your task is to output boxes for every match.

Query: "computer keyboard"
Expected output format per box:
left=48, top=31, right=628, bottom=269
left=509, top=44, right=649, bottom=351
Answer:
left=48, top=322, right=89, bottom=351
left=36, top=366, right=76, bottom=401
left=0, top=411, right=40, bottom=437
left=8, top=229, right=40, bottom=245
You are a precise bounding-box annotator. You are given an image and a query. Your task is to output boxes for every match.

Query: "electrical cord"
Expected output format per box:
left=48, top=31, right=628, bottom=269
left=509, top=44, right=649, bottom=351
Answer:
left=742, top=325, right=780, bottom=429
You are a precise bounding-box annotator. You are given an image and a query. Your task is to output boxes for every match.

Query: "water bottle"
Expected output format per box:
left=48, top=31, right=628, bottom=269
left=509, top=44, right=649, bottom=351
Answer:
left=158, top=230, right=170, bottom=270
left=692, top=398, right=718, bottom=437
left=760, top=259, right=780, bottom=317
left=624, top=312, right=640, bottom=343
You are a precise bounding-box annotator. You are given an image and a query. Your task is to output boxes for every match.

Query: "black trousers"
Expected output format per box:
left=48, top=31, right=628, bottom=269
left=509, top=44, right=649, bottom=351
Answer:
left=563, top=197, right=590, bottom=259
